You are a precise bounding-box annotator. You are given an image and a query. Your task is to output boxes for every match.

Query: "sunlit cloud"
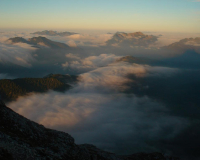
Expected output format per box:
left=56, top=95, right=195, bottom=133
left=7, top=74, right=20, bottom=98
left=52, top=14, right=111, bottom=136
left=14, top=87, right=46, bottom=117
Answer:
left=62, top=54, right=121, bottom=72
left=0, top=42, right=36, bottom=67
left=7, top=63, right=185, bottom=154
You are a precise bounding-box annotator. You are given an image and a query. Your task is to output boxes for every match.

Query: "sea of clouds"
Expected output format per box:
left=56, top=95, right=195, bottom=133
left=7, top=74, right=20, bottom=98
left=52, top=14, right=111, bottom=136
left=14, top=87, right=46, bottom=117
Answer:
left=1, top=30, right=200, bottom=159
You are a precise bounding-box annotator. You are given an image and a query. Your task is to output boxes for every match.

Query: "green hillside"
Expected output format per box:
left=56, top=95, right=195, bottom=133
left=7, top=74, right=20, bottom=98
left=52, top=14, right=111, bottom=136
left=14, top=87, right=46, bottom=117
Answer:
left=0, top=77, right=71, bottom=101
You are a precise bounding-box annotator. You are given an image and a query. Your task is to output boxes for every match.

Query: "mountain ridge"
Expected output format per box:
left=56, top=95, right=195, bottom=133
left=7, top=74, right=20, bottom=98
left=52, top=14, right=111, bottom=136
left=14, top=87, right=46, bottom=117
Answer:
left=8, top=36, right=70, bottom=49
left=162, top=37, right=200, bottom=54
left=106, top=32, right=158, bottom=47
left=0, top=75, right=77, bottom=102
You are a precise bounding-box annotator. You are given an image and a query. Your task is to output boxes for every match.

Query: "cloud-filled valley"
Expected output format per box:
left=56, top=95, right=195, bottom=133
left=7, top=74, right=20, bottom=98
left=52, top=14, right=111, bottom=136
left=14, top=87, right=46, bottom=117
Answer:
left=1, top=30, right=200, bottom=159
left=7, top=62, right=187, bottom=156
left=0, top=0, right=200, bottom=159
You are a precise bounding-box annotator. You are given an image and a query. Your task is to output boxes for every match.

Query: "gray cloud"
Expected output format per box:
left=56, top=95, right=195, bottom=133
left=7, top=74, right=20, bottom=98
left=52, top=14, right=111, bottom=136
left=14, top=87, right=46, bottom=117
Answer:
left=0, top=73, right=15, bottom=79
left=185, top=40, right=200, bottom=46
left=30, top=33, right=113, bottom=47
left=8, top=91, right=187, bottom=155
left=7, top=63, right=184, bottom=155
left=62, top=54, right=122, bottom=73
left=59, top=33, right=113, bottom=47
left=0, top=41, right=36, bottom=67
left=1, top=30, right=200, bottom=159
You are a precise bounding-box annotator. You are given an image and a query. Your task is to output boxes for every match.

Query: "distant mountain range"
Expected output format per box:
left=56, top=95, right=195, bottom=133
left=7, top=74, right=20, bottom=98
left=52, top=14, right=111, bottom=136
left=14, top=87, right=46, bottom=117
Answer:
left=8, top=36, right=70, bottom=49
left=0, top=74, right=78, bottom=102
left=114, top=35, right=200, bottom=69
left=6, top=33, right=200, bottom=70
left=119, top=49, right=200, bottom=69
left=31, top=30, right=78, bottom=36
left=106, top=32, right=158, bottom=47
left=106, top=32, right=200, bottom=54
left=163, top=37, right=200, bottom=54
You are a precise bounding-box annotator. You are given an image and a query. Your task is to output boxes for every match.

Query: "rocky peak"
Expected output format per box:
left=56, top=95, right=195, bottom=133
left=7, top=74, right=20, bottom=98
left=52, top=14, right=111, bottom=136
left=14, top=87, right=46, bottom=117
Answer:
left=113, top=32, right=145, bottom=38
left=8, top=37, right=30, bottom=44
left=28, top=36, right=48, bottom=42
left=7, top=36, right=70, bottom=49
left=106, top=32, right=158, bottom=47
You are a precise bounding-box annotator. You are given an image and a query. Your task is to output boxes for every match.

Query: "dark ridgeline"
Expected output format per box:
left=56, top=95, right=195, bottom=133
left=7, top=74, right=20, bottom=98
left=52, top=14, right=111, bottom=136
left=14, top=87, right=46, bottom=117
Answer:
left=0, top=78, right=70, bottom=102
left=0, top=99, right=179, bottom=160
left=162, top=37, right=200, bottom=53
left=8, top=36, right=70, bottom=49
left=0, top=74, right=78, bottom=102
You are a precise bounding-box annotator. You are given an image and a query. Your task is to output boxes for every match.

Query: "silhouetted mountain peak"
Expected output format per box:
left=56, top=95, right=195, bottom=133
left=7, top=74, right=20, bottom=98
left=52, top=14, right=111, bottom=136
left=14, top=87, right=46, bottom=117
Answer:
left=8, top=36, right=70, bottom=49
left=163, top=37, right=200, bottom=53
left=8, top=37, right=30, bottom=44
left=28, top=36, right=52, bottom=45
left=28, top=36, right=48, bottom=41
left=106, top=31, right=158, bottom=47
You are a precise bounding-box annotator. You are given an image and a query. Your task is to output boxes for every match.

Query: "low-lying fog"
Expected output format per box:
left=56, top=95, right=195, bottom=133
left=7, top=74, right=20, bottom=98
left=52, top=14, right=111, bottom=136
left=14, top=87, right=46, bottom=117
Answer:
left=1, top=30, right=200, bottom=159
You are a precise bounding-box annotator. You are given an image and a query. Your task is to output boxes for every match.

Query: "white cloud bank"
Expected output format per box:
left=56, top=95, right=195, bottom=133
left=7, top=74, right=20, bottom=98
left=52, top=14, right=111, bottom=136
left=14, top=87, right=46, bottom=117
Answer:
left=7, top=62, right=184, bottom=155
left=0, top=42, right=36, bottom=67
left=62, top=54, right=122, bottom=73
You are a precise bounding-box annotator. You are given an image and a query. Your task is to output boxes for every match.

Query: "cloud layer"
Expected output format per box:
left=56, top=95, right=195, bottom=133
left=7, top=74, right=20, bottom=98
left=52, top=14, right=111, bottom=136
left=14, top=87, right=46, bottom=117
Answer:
left=7, top=62, right=184, bottom=156
left=1, top=30, right=200, bottom=159
left=0, top=42, right=36, bottom=67
left=62, top=54, right=121, bottom=73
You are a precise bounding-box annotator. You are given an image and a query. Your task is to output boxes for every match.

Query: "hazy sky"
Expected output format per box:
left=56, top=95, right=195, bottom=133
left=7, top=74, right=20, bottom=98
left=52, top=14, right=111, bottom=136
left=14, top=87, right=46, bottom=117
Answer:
left=0, top=0, right=199, bottom=33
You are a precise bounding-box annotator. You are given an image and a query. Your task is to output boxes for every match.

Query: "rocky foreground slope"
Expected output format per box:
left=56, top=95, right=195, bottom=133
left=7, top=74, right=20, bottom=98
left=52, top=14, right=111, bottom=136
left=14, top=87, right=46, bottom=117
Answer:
left=0, top=100, right=179, bottom=160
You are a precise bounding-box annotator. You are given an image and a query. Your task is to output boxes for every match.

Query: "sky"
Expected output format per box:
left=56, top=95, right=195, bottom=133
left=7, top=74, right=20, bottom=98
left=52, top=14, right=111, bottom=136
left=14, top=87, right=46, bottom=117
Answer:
left=0, top=0, right=199, bottom=33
